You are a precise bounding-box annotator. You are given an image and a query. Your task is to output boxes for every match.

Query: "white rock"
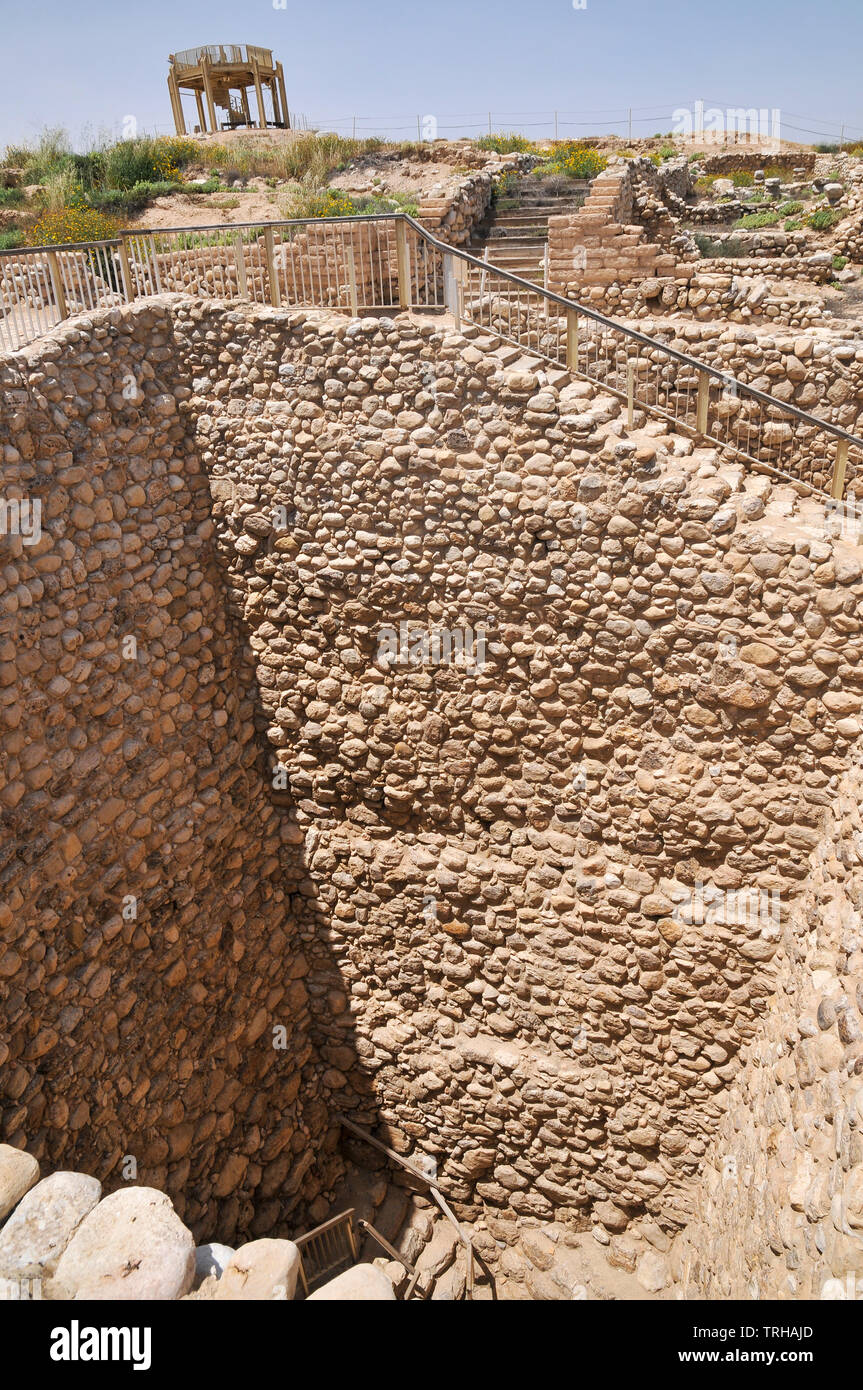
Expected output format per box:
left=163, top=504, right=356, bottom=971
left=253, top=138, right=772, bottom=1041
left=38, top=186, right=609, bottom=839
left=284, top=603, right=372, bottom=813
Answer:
left=306, top=1264, right=396, bottom=1301
left=0, top=1171, right=101, bottom=1280
left=0, top=1145, right=40, bottom=1221
left=214, top=1239, right=300, bottom=1300
left=53, top=1187, right=195, bottom=1301
left=636, top=1250, right=670, bottom=1292
left=194, top=1242, right=235, bottom=1287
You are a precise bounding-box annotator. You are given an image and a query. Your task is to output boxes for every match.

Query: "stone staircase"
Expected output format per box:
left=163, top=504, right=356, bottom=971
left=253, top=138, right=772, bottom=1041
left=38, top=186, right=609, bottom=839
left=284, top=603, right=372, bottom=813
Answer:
left=468, top=177, right=589, bottom=284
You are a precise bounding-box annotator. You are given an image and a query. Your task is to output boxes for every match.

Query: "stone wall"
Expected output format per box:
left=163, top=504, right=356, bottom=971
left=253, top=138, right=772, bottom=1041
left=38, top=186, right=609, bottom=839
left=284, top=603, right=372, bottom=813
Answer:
left=3, top=295, right=863, bottom=1277
left=0, top=304, right=341, bottom=1244
left=547, top=158, right=830, bottom=327
left=701, top=152, right=816, bottom=175
left=634, top=315, right=863, bottom=439
left=168, top=298, right=863, bottom=1237
left=547, top=161, right=690, bottom=307
left=668, top=760, right=863, bottom=1298
left=418, top=155, right=535, bottom=248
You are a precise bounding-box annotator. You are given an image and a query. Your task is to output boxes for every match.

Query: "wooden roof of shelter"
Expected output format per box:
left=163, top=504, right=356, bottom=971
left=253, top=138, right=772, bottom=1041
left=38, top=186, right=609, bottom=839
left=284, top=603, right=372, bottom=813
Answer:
left=169, top=44, right=278, bottom=81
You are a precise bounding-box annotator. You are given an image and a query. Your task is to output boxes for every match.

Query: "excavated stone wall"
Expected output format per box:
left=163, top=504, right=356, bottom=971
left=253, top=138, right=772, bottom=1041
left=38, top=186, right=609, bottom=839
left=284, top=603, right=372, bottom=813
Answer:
left=635, top=316, right=863, bottom=446
left=2, top=295, right=863, bottom=1289
left=667, top=760, right=863, bottom=1298
left=180, top=300, right=863, bottom=1240
left=547, top=159, right=829, bottom=328
left=0, top=305, right=341, bottom=1243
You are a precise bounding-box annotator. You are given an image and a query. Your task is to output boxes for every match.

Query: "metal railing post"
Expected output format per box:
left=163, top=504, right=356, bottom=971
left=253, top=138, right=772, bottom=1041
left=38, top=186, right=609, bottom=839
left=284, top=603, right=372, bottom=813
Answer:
left=443, top=251, right=459, bottom=326
left=395, top=218, right=410, bottom=310
left=696, top=369, right=710, bottom=434
left=626, top=358, right=636, bottom=430
left=46, top=251, right=67, bottom=322
left=233, top=231, right=248, bottom=299
left=566, top=308, right=579, bottom=372
left=347, top=245, right=358, bottom=317
left=264, top=227, right=281, bottom=307
left=831, top=439, right=849, bottom=500
left=116, top=238, right=134, bottom=302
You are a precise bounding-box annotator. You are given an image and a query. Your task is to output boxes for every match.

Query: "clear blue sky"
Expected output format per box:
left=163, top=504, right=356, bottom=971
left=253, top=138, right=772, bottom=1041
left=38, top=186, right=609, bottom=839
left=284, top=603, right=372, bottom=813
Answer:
left=2, top=0, right=862, bottom=151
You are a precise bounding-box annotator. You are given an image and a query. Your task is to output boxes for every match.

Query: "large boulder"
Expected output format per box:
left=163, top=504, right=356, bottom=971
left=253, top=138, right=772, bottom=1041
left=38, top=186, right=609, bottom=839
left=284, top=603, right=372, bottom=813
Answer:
left=0, top=1145, right=40, bottom=1221
left=306, top=1264, right=396, bottom=1301
left=214, top=1239, right=300, bottom=1301
left=52, top=1187, right=195, bottom=1300
left=0, top=1172, right=101, bottom=1284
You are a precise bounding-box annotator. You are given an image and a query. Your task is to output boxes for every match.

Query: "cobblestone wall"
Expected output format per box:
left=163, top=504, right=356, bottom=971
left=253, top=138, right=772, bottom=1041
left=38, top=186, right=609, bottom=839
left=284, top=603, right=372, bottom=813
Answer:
left=0, top=304, right=340, bottom=1244
left=668, top=762, right=863, bottom=1298
left=3, top=296, right=863, bottom=1277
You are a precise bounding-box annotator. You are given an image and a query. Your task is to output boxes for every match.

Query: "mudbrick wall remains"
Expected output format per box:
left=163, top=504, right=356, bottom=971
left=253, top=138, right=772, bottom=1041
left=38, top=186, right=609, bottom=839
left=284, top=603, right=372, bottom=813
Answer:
left=548, top=159, right=831, bottom=329
left=2, top=295, right=863, bottom=1289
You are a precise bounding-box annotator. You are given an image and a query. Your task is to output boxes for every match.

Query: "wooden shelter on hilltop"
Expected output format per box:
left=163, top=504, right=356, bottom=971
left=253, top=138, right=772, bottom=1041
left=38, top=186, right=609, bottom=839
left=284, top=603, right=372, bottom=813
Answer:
left=167, top=44, right=290, bottom=134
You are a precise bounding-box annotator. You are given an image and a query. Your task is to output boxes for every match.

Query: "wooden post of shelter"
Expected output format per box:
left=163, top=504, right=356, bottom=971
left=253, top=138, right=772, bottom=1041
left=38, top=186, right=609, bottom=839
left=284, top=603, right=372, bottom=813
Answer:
left=251, top=57, right=267, bottom=130
left=276, top=63, right=289, bottom=128
left=201, top=55, right=218, bottom=133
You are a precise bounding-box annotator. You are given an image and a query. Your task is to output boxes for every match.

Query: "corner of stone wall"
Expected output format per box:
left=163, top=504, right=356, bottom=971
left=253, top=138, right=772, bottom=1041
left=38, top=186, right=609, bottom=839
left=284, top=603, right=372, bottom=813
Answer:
left=666, top=759, right=863, bottom=1299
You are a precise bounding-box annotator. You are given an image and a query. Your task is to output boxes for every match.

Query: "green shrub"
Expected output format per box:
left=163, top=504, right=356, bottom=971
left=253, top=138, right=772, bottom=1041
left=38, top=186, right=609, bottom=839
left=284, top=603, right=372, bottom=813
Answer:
left=86, top=181, right=181, bottom=213
left=807, top=206, right=846, bottom=230
left=5, top=127, right=75, bottom=183
left=2, top=130, right=197, bottom=195
left=544, top=143, right=607, bottom=179
left=784, top=218, right=801, bottom=231
left=476, top=133, right=533, bottom=154
left=102, top=136, right=196, bottom=189
left=814, top=143, right=863, bottom=155
left=202, top=133, right=384, bottom=183
left=833, top=254, right=848, bottom=270
left=733, top=210, right=780, bottom=229
left=495, top=171, right=519, bottom=198
left=0, top=230, right=25, bottom=250
left=659, top=145, right=676, bottom=161
left=281, top=184, right=418, bottom=219
left=42, top=167, right=81, bottom=212
left=777, top=200, right=803, bottom=215
left=28, top=205, right=119, bottom=246
left=0, top=187, right=24, bottom=206
left=68, top=151, right=107, bottom=190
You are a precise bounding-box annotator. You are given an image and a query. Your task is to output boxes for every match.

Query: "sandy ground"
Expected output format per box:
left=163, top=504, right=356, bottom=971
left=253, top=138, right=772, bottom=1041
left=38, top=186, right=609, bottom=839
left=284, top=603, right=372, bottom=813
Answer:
left=130, top=187, right=286, bottom=230
left=328, top=156, right=468, bottom=195
left=128, top=153, right=471, bottom=229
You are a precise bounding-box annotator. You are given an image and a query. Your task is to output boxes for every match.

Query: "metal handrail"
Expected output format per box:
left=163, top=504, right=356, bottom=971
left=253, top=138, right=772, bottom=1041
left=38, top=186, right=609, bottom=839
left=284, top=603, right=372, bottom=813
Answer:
left=172, top=44, right=273, bottom=70
left=2, top=211, right=861, bottom=484
left=400, top=213, right=863, bottom=450
left=4, top=215, right=403, bottom=259
left=3, top=238, right=122, bottom=256
left=338, top=1113, right=478, bottom=1299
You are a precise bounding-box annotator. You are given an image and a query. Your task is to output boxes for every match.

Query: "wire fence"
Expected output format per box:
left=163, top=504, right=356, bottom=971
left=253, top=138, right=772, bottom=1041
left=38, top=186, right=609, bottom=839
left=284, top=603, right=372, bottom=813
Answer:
left=1, top=212, right=859, bottom=502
